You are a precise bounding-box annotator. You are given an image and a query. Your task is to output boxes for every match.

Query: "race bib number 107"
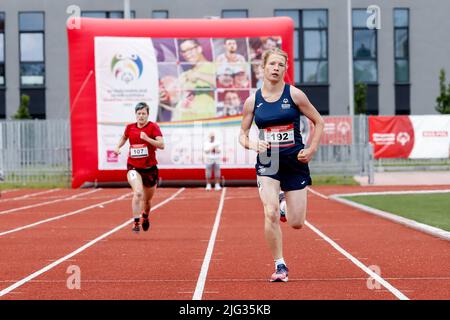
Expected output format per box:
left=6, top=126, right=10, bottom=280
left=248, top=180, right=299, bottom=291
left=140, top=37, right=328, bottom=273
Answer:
left=130, top=144, right=149, bottom=158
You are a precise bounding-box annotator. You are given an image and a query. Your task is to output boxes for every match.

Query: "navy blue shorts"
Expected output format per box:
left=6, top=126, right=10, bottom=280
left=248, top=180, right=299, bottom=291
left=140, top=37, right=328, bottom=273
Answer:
left=255, top=152, right=312, bottom=192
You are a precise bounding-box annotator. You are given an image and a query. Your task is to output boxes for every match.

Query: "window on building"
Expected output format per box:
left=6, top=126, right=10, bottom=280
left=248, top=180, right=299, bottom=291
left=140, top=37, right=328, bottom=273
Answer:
left=394, top=8, right=410, bottom=114
left=81, top=11, right=107, bottom=18
left=353, top=9, right=379, bottom=114
left=274, top=10, right=300, bottom=83
left=0, top=12, right=5, bottom=118
left=19, top=12, right=46, bottom=118
left=81, top=11, right=136, bottom=19
left=275, top=9, right=329, bottom=114
left=353, top=10, right=378, bottom=83
left=301, top=10, right=328, bottom=84
left=394, top=9, right=409, bottom=83
left=274, top=10, right=328, bottom=85
left=221, top=10, right=248, bottom=18
left=109, top=11, right=125, bottom=19
left=19, top=12, right=45, bottom=87
left=0, top=12, right=5, bottom=87
left=152, top=10, right=169, bottom=19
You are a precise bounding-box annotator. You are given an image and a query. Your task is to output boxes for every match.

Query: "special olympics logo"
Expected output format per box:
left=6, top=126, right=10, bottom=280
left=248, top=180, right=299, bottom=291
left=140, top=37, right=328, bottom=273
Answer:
left=337, top=121, right=351, bottom=135
left=396, top=132, right=410, bottom=146
left=111, top=53, right=143, bottom=84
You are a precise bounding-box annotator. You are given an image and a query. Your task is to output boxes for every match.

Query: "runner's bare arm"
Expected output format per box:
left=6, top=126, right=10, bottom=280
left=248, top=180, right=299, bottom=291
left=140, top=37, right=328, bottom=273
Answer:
left=291, top=86, right=324, bottom=163
left=140, top=133, right=165, bottom=150
left=239, top=95, right=269, bottom=153
left=114, top=134, right=128, bottom=155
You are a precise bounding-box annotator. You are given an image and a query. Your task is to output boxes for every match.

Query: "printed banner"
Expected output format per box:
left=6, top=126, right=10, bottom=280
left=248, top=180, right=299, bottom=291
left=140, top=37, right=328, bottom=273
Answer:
left=157, top=117, right=259, bottom=168
left=409, top=116, right=450, bottom=158
left=369, top=115, right=450, bottom=159
left=96, top=116, right=259, bottom=170
left=95, top=37, right=159, bottom=170
left=94, top=36, right=283, bottom=170
left=305, top=116, right=353, bottom=146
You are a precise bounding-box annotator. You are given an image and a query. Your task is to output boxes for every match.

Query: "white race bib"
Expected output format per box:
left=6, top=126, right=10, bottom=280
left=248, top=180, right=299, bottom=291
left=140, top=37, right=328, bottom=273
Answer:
left=263, top=124, right=295, bottom=147
left=130, top=144, right=149, bottom=158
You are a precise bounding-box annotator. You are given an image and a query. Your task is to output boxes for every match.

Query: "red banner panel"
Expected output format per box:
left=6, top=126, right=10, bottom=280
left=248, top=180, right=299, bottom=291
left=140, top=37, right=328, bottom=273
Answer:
left=369, top=116, right=415, bottom=159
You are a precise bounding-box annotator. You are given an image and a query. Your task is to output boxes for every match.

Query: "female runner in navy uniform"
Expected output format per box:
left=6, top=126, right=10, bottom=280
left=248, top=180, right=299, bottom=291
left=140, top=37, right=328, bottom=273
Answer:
left=239, top=48, right=324, bottom=282
left=114, top=102, right=165, bottom=233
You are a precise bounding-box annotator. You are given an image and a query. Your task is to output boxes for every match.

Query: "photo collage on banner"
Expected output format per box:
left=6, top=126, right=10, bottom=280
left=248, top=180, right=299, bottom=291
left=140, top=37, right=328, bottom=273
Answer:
left=154, top=36, right=282, bottom=122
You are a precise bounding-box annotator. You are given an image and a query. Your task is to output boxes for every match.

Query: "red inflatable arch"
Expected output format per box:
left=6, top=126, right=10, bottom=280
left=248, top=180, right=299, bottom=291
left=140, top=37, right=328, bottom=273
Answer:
left=67, top=17, right=294, bottom=188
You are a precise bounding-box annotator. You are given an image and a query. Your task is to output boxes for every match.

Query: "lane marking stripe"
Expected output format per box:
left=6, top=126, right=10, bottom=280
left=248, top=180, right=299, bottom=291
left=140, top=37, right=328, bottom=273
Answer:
left=0, top=189, right=101, bottom=215
left=0, top=189, right=61, bottom=203
left=307, top=187, right=329, bottom=199
left=308, top=188, right=450, bottom=241
left=0, top=188, right=185, bottom=297
left=305, top=221, right=409, bottom=300
left=331, top=195, right=450, bottom=241
left=192, top=187, right=227, bottom=301
left=0, top=192, right=132, bottom=237
left=331, top=189, right=450, bottom=197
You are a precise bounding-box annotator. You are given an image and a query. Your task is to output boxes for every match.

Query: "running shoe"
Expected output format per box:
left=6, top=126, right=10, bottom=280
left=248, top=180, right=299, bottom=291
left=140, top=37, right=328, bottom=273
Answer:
left=214, top=183, right=222, bottom=191
left=270, top=264, right=289, bottom=282
left=132, top=221, right=140, bottom=233
left=205, top=183, right=212, bottom=191
left=279, top=192, right=287, bottom=223
left=142, top=213, right=150, bottom=231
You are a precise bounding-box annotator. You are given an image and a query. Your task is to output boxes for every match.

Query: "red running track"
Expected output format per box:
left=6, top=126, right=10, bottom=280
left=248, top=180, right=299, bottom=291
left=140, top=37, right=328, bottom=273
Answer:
left=0, top=186, right=448, bottom=300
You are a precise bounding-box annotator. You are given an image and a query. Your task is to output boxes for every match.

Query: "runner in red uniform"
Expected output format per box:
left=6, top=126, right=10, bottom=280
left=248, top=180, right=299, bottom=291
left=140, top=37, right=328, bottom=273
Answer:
left=114, top=102, right=165, bottom=233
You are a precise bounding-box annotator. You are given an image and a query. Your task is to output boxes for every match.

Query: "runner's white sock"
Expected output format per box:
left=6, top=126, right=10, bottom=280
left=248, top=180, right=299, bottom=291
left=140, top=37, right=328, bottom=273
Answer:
left=275, top=258, right=286, bottom=269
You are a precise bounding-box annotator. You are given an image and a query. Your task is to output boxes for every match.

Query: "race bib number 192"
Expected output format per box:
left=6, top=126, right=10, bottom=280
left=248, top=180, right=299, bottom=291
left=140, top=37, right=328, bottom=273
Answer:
left=263, top=124, right=295, bottom=148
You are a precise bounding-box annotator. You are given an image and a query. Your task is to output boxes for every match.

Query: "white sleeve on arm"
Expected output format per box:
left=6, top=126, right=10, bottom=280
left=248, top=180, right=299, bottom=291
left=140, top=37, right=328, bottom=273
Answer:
left=203, top=142, right=210, bottom=153
left=215, top=142, right=222, bottom=154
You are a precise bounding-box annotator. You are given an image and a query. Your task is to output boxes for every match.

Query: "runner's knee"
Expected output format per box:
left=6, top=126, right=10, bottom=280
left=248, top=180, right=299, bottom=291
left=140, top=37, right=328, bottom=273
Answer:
left=134, top=190, right=144, bottom=200
left=264, top=205, right=279, bottom=224
left=288, top=216, right=305, bottom=229
left=290, top=222, right=303, bottom=230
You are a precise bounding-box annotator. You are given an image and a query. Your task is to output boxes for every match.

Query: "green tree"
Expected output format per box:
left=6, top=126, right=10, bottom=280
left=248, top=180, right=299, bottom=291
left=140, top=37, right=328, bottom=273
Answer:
left=13, top=94, right=32, bottom=119
left=354, top=82, right=368, bottom=114
left=435, top=69, right=450, bottom=114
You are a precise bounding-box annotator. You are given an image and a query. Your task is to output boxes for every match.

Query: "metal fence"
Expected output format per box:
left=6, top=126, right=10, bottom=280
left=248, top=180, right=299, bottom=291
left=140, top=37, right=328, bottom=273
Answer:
left=0, top=117, right=376, bottom=186
left=309, top=115, right=373, bottom=180
left=2, top=116, right=448, bottom=185
left=374, top=158, right=450, bottom=172
left=0, top=120, right=71, bottom=186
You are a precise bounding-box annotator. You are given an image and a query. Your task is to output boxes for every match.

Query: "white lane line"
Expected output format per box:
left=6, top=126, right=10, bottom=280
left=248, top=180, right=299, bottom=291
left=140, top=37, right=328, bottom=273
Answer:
left=0, top=189, right=101, bottom=215
left=0, top=192, right=132, bottom=237
left=331, top=189, right=450, bottom=197
left=0, top=188, right=185, bottom=297
left=305, top=220, right=409, bottom=300
left=0, top=189, right=61, bottom=203
left=0, top=189, right=19, bottom=194
left=309, top=187, right=450, bottom=241
left=330, top=195, right=450, bottom=241
left=307, top=187, right=329, bottom=200
left=192, top=187, right=227, bottom=301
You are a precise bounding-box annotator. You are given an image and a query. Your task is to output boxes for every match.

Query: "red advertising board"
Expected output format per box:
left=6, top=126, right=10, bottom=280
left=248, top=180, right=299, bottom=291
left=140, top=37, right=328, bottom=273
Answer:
left=369, top=116, right=415, bottom=159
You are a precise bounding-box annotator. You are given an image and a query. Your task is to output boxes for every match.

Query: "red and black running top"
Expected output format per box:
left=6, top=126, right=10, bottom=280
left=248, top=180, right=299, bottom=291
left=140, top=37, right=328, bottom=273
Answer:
left=124, top=122, right=163, bottom=169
